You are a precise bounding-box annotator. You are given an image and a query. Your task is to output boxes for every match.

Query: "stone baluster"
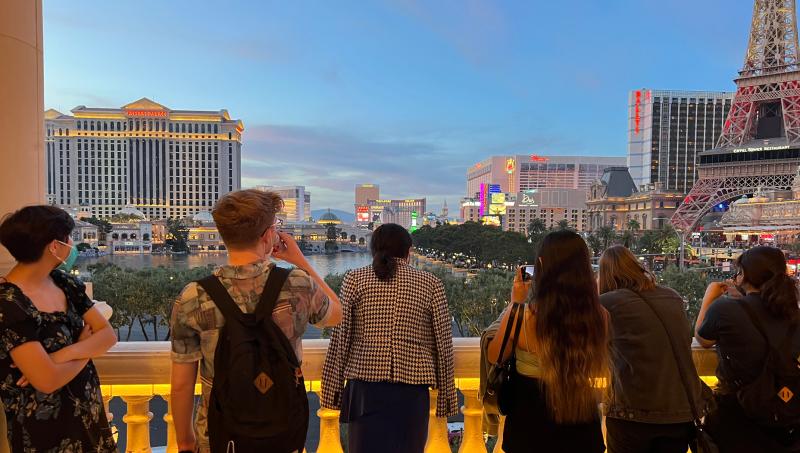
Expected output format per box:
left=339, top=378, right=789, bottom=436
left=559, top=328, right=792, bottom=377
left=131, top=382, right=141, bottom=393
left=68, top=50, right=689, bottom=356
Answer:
left=314, top=390, right=344, bottom=453
left=122, top=395, right=153, bottom=453
left=458, top=380, right=487, bottom=453
left=101, top=388, right=116, bottom=444
left=424, top=390, right=450, bottom=453
left=162, top=395, right=178, bottom=453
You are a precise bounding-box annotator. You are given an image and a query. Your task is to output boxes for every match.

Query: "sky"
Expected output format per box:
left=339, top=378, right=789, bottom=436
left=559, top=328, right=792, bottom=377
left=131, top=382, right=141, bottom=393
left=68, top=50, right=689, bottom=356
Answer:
left=43, top=0, right=754, bottom=213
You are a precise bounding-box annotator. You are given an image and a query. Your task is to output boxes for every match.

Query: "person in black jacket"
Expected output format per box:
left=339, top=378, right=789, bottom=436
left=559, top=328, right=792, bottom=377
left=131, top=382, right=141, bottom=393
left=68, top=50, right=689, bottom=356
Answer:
left=598, top=245, right=711, bottom=453
left=696, top=246, right=800, bottom=452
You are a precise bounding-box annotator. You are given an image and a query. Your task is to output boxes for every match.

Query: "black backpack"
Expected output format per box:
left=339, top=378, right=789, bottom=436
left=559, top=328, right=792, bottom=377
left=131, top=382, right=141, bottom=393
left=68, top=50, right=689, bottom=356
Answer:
left=197, top=267, right=309, bottom=453
left=736, top=298, right=800, bottom=428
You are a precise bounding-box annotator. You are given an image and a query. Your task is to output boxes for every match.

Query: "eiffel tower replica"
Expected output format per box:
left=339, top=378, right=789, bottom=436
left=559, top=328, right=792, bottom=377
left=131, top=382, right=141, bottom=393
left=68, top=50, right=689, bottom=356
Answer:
left=672, top=0, right=800, bottom=234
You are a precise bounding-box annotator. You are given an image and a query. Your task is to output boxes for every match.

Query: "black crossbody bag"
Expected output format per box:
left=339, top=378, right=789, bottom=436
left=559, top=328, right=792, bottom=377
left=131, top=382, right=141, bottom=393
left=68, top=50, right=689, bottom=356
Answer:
left=633, top=289, right=719, bottom=453
left=481, top=303, right=525, bottom=416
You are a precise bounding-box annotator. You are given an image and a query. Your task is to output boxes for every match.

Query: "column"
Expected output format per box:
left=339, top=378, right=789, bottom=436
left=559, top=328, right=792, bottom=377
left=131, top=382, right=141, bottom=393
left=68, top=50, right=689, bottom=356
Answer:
left=424, top=390, right=450, bottom=453
left=163, top=395, right=178, bottom=453
left=122, top=396, right=153, bottom=453
left=314, top=390, right=344, bottom=453
left=458, top=381, right=487, bottom=453
left=0, top=0, right=46, bottom=273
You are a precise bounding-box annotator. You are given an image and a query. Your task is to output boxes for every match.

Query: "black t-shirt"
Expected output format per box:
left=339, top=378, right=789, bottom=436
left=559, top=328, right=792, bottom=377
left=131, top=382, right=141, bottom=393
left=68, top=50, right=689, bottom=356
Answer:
left=697, top=293, right=800, bottom=394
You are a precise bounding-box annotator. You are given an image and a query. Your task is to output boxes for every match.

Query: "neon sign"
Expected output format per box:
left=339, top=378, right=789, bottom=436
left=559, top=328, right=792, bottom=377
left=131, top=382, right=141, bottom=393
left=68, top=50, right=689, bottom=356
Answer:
left=634, top=90, right=642, bottom=135
left=126, top=110, right=167, bottom=118
left=506, top=158, right=515, bottom=174
left=530, top=155, right=549, bottom=162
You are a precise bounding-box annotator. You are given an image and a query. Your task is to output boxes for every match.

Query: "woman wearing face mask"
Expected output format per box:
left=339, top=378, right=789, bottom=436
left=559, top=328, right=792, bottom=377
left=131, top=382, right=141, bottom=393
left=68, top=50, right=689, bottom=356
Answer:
left=0, top=205, right=118, bottom=452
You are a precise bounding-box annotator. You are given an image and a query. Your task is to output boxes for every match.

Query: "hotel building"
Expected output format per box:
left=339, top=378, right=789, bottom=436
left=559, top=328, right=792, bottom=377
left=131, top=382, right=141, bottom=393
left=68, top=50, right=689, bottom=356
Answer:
left=366, top=198, right=426, bottom=230
left=254, top=185, right=312, bottom=222
left=44, top=98, right=243, bottom=219
left=466, top=155, right=625, bottom=198
left=627, top=89, right=733, bottom=193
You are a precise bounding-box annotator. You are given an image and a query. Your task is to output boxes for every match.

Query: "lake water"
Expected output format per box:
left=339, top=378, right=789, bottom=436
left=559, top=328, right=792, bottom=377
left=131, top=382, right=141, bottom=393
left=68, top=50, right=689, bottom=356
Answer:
left=77, top=252, right=373, bottom=277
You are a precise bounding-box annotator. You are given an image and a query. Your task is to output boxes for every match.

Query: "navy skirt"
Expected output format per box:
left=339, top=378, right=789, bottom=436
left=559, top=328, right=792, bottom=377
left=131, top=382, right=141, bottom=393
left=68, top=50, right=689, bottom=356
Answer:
left=340, top=380, right=430, bottom=453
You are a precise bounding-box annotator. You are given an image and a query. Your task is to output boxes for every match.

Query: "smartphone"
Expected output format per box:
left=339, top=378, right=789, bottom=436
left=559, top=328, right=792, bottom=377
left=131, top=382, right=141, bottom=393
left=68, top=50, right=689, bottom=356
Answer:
left=520, top=264, right=535, bottom=281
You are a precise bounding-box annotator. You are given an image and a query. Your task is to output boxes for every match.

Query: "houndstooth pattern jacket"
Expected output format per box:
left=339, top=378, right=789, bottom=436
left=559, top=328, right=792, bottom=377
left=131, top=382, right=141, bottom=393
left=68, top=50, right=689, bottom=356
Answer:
left=320, top=259, right=459, bottom=417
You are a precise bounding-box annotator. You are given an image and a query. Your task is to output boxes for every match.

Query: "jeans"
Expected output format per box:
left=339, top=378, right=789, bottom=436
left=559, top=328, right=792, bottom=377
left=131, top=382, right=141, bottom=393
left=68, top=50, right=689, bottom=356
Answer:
left=606, top=417, right=696, bottom=453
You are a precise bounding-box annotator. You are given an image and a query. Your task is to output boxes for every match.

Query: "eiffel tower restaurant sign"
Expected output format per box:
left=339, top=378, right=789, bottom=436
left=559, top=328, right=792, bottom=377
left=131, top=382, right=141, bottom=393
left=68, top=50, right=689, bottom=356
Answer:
left=671, top=0, right=800, bottom=234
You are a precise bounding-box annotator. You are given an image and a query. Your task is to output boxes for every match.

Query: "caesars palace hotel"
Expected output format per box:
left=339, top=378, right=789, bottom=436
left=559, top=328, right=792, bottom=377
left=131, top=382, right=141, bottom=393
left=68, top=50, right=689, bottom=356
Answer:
left=44, top=98, right=243, bottom=220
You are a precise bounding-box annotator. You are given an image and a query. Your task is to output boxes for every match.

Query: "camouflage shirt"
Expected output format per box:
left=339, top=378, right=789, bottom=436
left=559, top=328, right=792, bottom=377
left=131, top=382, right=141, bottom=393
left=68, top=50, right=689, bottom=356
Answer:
left=170, top=260, right=331, bottom=451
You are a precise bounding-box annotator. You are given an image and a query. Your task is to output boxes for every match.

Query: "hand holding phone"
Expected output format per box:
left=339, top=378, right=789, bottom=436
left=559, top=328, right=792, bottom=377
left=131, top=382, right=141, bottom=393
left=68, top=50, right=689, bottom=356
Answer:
left=512, top=265, right=534, bottom=304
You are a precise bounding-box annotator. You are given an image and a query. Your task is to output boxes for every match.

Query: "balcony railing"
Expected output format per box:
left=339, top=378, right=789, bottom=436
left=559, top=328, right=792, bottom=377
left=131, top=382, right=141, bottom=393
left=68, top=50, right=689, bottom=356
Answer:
left=10, top=338, right=719, bottom=453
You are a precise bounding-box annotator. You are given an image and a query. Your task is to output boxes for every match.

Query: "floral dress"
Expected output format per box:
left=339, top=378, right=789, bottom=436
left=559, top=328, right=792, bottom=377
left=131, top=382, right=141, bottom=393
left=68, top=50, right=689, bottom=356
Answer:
left=0, top=271, right=116, bottom=452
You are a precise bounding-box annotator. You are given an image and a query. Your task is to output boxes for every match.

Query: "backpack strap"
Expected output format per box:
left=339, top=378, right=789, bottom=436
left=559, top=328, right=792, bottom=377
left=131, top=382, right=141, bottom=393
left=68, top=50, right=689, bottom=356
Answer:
left=737, top=297, right=772, bottom=347
left=738, top=297, right=800, bottom=359
left=255, top=266, right=291, bottom=322
left=197, top=275, right=243, bottom=323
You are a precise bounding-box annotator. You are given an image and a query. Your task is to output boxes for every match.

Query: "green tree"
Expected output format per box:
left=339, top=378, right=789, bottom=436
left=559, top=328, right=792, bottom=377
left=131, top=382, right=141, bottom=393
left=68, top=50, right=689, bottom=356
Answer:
left=623, top=219, right=640, bottom=249
left=596, top=226, right=618, bottom=250
left=659, top=266, right=711, bottom=324
left=555, top=219, right=573, bottom=231
left=166, top=218, right=190, bottom=253
left=431, top=268, right=514, bottom=337
left=76, top=242, right=92, bottom=252
left=585, top=233, right=603, bottom=257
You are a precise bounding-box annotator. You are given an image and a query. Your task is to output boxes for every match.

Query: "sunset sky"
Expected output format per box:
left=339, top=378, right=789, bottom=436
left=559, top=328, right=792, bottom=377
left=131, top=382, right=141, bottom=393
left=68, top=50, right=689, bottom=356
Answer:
left=43, top=0, right=753, bottom=212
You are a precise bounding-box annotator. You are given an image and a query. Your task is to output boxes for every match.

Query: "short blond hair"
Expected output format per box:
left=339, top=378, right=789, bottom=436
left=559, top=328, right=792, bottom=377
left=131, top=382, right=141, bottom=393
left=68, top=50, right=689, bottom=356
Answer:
left=212, top=189, right=284, bottom=249
left=598, top=245, right=657, bottom=294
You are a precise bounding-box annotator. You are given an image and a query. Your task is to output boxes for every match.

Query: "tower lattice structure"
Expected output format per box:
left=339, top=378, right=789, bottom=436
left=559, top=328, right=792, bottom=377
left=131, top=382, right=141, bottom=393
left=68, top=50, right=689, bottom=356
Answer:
left=671, top=0, right=800, bottom=234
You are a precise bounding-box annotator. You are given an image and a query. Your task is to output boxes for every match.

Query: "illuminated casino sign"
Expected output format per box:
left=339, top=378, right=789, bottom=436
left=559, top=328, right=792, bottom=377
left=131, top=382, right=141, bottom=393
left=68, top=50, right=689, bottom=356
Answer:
left=520, top=190, right=539, bottom=206
left=530, top=155, right=549, bottom=162
left=506, top=158, right=515, bottom=174
left=126, top=110, right=168, bottom=118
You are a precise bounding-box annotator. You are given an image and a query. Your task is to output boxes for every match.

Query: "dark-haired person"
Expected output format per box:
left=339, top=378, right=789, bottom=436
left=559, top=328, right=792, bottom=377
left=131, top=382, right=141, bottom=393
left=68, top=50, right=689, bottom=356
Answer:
left=599, top=245, right=711, bottom=453
left=0, top=205, right=117, bottom=452
left=320, top=223, right=457, bottom=453
left=487, top=230, right=610, bottom=453
left=696, top=246, right=800, bottom=452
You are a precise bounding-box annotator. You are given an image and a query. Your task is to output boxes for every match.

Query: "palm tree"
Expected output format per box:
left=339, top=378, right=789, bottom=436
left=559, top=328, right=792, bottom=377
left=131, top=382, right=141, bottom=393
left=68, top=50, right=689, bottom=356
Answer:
left=596, top=226, right=618, bottom=251
left=556, top=219, right=572, bottom=231
left=623, top=219, right=641, bottom=249
left=586, top=233, right=603, bottom=257
left=527, top=218, right=549, bottom=252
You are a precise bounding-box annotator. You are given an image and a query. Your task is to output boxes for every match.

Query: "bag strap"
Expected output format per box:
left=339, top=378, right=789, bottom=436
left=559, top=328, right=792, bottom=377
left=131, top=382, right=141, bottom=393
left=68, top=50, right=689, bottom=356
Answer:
left=495, top=304, right=523, bottom=364
left=737, top=296, right=799, bottom=362
left=197, top=275, right=243, bottom=323
left=631, top=289, right=704, bottom=423
left=254, top=266, right=291, bottom=322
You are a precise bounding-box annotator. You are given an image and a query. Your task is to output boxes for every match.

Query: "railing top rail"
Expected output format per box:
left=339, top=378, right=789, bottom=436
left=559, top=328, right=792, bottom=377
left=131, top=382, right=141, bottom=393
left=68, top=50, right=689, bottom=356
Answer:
left=94, top=338, right=719, bottom=385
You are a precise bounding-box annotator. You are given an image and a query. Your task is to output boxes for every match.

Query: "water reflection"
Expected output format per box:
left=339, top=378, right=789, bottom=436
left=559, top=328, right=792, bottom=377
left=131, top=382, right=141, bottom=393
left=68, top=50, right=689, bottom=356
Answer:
left=77, top=252, right=373, bottom=277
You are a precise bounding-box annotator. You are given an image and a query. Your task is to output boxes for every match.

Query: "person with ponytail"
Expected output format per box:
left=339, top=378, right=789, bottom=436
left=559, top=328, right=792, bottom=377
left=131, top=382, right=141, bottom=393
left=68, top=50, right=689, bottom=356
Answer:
left=487, top=230, right=610, bottom=452
left=696, top=246, right=800, bottom=452
left=320, top=223, right=457, bottom=453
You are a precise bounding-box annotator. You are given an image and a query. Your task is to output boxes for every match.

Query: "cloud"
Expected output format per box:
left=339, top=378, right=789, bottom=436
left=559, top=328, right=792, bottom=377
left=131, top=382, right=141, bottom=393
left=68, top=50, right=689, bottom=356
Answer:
left=240, top=124, right=471, bottom=211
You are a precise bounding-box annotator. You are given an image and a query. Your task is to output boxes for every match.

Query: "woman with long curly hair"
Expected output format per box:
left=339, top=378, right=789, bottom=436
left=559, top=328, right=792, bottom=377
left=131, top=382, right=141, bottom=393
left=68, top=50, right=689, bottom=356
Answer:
left=487, top=230, right=610, bottom=452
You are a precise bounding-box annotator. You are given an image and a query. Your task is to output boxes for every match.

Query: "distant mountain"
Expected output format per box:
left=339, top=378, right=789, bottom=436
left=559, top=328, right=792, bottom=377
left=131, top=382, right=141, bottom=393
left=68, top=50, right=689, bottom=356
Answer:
left=310, top=209, right=355, bottom=224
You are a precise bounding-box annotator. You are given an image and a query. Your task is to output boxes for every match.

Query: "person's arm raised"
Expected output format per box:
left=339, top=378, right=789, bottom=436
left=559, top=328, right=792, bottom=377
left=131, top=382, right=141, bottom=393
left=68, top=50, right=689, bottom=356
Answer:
left=486, top=268, right=531, bottom=364
left=273, top=231, right=342, bottom=326
left=694, top=281, right=728, bottom=348
left=10, top=342, right=89, bottom=394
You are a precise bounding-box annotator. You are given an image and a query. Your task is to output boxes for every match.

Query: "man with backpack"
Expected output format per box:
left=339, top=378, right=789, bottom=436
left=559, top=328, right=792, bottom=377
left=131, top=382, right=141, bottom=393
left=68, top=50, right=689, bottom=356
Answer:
left=170, top=189, right=342, bottom=453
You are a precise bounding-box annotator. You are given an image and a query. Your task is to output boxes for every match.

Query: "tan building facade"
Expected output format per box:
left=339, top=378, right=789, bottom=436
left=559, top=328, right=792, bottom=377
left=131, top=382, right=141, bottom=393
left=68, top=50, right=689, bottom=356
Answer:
left=587, top=179, right=683, bottom=231
left=44, top=98, right=243, bottom=220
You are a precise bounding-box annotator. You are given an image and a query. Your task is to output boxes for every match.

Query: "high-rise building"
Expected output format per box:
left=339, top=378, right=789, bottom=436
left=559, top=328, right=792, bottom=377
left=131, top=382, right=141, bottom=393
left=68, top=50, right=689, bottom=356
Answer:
left=355, top=184, right=381, bottom=216
left=466, top=155, right=625, bottom=198
left=627, top=89, right=733, bottom=193
left=254, top=185, right=312, bottom=222
left=366, top=198, right=426, bottom=230
left=44, top=98, right=243, bottom=219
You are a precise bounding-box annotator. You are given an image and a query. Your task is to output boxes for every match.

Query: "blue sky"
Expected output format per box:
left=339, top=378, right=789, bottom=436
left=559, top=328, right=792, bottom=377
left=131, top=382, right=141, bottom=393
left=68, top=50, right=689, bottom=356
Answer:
left=43, top=0, right=753, bottom=212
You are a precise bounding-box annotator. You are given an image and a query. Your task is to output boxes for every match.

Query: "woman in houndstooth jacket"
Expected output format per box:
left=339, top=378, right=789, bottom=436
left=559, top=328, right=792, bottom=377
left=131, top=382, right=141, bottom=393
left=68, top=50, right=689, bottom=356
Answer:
left=320, top=223, right=458, bottom=453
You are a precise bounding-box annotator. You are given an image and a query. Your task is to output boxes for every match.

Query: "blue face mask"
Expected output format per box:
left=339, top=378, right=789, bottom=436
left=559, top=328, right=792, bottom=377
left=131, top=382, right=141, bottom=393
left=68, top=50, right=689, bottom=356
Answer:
left=55, top=240, right=79, bottom=272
